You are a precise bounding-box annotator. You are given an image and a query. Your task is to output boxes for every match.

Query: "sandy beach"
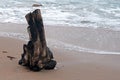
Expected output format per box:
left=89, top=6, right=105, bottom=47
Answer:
left=0, top=23, right=120, bottom=80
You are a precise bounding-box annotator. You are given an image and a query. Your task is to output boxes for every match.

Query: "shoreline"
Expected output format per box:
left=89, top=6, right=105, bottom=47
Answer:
left=0, top=23, right=120, bottom=54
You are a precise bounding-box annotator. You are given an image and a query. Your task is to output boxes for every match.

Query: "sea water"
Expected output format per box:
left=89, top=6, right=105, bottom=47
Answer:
left=0, top=0, right=120, bottom=54
left=0, top=0, right=120, bottom=30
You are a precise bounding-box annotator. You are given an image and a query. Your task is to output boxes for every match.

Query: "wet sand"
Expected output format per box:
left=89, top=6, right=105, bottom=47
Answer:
left=0, top=23, right=120, bottom=80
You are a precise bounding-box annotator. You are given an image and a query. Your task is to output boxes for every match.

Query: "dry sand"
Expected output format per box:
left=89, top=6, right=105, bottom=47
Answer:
left=0, top=23, right=120, bottom=80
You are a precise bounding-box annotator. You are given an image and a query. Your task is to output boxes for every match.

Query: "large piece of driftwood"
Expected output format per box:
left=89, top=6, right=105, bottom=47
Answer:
left=19, top=9, right=56, bottom=71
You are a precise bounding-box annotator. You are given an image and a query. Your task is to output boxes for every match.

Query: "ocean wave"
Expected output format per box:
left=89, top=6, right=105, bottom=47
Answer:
left=0, top=0, right=120, bottom=30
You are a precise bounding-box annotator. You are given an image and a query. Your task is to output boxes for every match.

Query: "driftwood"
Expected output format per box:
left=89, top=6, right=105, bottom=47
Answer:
left=32, top=4, right=42, bottom=7
left=19, top=9, right=56, bottom=71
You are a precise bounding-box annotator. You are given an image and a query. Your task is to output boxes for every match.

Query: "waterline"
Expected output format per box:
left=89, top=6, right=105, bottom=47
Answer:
left=0, top=31, right=119, bottom=55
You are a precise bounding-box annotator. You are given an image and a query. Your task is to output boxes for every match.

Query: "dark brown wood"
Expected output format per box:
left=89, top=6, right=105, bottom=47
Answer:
left=19, top=9, right=56, bottom=71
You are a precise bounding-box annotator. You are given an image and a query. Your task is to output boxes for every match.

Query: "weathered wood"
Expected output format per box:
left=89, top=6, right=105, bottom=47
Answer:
left=19, top=9, right=56, bottom=71
left=32, top=4, right=42, bottom=7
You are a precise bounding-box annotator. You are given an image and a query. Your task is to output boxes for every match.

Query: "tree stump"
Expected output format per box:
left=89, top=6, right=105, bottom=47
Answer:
left=19, top=9, right=57, bottom=71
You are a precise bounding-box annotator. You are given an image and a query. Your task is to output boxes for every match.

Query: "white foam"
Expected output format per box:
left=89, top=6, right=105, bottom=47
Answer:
left=0, top=7, right=31, bottom=23
left=0, top=0, right=120, bottom=31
